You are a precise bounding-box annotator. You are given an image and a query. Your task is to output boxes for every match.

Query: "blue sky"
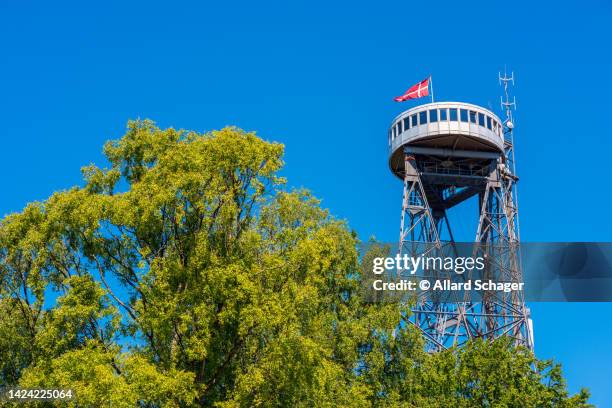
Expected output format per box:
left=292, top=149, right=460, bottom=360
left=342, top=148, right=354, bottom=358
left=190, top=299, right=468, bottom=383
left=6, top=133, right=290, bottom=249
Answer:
left=1, top=0, right=611, bottom=405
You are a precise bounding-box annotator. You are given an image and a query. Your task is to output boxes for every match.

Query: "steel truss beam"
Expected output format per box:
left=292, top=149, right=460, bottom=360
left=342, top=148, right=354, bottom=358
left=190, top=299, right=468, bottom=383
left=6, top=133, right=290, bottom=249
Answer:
left=398, top=150, right=533, bottom=352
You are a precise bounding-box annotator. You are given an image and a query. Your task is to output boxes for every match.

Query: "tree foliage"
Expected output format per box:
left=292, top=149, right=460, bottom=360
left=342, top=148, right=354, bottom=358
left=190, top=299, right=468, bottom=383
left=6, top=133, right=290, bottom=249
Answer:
left=0, top=121, right=590, bottom=407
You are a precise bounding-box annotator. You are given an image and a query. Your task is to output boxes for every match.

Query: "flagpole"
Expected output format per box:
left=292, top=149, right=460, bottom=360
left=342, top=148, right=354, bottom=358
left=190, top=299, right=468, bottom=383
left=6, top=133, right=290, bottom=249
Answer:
left=429, top=75, right=435, bottom=103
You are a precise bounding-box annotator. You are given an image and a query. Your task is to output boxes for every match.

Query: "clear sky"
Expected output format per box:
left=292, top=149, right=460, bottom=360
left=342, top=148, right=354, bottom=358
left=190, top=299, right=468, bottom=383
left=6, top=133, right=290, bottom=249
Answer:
left=1, top=0, right=611, bottom=405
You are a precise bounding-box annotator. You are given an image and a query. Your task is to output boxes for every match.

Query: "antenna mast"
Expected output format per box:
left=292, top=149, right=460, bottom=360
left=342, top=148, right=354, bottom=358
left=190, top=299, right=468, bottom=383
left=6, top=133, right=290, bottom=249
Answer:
left=499, top=68, right=521, bottom=239
left=499, top=68, right=516, bottom=128
left=497, top=68, right=532, bottom=349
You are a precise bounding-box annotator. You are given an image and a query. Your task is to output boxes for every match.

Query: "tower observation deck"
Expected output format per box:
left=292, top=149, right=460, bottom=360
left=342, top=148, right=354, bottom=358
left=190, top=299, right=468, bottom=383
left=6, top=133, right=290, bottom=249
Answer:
left=389, top=101, right=533, bottom=351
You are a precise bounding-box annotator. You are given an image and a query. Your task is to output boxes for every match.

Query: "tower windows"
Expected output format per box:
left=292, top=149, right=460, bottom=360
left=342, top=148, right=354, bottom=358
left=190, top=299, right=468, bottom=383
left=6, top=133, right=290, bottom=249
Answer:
left=469, top=111, right=477, bottom=124
left=397, top=107, right=501, bottom=138
left=429, top=109, right=438, bottom=122
left=403, top=117, right=410, bottom=131
left=440, top=108, right=448, bottom=121
left=419, top=111, right=427, bottom=125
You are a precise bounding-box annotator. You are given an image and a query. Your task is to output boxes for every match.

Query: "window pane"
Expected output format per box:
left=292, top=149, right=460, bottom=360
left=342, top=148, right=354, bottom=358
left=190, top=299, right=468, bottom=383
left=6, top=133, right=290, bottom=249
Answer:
left=486, top=116, right=492, bottom=130
left=460, top=109, right=468, bottom=122
left=469, top=111, right=477, bottom=124
left=404, top=117, right=410, bottom=130
left=440, top=108, right=448, bottom=121
left=397, top=122, right=402, bottom=134
left=478, top=112, right=485, bottom=126
left=429, top=109, right=438, bottom=122
left=450, top=108, right=458, bottom=121
left=411, top=114, right=418, bottom=127
left=419, top=111, right=428, bottom=125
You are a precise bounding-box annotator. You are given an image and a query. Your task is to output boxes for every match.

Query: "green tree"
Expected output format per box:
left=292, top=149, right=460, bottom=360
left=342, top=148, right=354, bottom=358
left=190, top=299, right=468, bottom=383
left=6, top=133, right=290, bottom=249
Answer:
left=0, top=121, right=590, bottom=407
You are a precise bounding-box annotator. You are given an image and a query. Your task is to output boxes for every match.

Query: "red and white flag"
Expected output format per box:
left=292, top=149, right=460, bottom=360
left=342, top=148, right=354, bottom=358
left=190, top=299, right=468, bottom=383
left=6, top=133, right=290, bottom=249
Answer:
left=394, top=77, right=430, bottom=102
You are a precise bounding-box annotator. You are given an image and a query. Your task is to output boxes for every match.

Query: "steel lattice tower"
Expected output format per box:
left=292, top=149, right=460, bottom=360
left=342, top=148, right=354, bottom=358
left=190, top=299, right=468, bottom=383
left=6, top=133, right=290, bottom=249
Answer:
left=387, top=74, right=533, bottom=351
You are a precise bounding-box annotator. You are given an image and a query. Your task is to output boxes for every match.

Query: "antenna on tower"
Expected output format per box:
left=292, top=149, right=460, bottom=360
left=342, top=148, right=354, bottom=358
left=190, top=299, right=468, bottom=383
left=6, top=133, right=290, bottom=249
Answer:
left=497, top=67, right=530, bottom=348
left=499, top=68, right=516, bottom=129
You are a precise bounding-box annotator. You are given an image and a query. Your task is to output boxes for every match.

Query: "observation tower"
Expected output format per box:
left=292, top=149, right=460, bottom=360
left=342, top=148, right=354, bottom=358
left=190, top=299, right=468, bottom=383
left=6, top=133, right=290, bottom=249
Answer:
left=388, top=76, right=533, bottom=351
